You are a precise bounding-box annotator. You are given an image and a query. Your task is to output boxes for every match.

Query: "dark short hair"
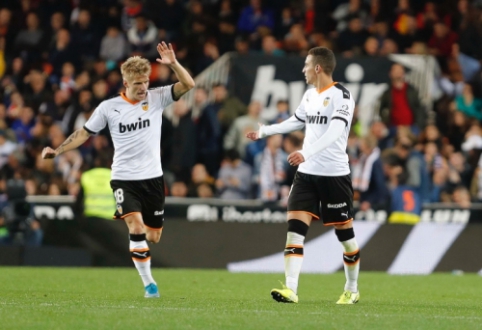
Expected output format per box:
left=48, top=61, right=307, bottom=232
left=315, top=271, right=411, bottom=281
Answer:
left=285, top=133, right=303, bottom=148
left=224, top=149, right=240, bottom=161
left=308, top=47, right=336, bottom=75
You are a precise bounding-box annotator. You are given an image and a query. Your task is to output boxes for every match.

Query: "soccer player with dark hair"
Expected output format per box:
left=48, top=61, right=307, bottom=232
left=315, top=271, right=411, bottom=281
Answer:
left=246, top=47, right=360, bottom=304
left=41, top=42, right=195, bottom=298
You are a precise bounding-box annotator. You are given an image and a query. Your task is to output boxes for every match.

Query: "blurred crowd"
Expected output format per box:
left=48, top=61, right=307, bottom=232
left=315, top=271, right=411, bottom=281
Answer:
left=0, top=0, right=481, bottom=220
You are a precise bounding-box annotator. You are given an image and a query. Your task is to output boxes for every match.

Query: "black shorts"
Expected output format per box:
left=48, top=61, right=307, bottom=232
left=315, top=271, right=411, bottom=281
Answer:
left=287, top=172, right=353, bottom=226
left=110, top=176, right=165, bottom=230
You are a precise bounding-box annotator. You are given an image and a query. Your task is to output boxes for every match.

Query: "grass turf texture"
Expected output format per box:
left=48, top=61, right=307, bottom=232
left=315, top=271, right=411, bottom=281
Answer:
left=0, top=268, right=480, bottom=330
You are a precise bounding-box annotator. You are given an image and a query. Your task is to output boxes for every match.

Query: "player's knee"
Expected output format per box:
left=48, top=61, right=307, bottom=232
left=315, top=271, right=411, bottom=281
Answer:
left=130, top=226, right=145, bottom=235
left=146, top=231, right=161, bottom=244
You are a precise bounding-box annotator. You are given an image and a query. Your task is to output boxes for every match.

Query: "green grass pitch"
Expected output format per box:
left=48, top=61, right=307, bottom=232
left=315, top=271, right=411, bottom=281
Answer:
left=0, top=268, right=480, bottom=330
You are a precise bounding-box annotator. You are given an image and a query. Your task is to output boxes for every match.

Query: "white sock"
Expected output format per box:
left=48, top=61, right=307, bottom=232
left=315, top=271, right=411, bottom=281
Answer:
left=130, top=239, right=155, bottom=287
left=284, top=231, right=305, bottom=294
left=340, top=237, right=360, bottom=293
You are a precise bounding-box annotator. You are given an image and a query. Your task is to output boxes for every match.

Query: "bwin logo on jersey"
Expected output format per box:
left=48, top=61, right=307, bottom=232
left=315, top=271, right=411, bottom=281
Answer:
left=323, top=97, right=330, bottom=107
left=119, top=118, right=150, bottom=133
left=307, top=115, right=327, bottom=124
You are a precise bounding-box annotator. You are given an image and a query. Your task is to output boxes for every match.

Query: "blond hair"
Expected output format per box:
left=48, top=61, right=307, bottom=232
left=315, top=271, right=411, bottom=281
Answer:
left=120, top=56, right=151, bottom=81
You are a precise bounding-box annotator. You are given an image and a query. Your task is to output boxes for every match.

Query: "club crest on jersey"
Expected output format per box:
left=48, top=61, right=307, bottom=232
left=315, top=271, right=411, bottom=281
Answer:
left=142, top=102, right=149, bottom=111
left=323, top=97, right=330, bottom=107
left=117, top=204, right=123, bottom=214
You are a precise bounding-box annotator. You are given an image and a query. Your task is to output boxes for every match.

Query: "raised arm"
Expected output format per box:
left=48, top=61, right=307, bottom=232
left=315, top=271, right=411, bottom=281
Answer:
left=156, top=42, right=195, bottom=100
left=41, top=127, right=92, bottom=159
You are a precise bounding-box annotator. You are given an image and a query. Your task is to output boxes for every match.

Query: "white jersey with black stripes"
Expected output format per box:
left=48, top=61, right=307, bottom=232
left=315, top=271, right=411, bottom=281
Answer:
left=84, top=85, right=175, bottom=180
left=293, top=82, right=355, bottom=176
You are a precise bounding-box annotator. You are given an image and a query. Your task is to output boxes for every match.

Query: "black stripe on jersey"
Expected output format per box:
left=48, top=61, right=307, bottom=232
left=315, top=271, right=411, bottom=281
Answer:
left=171, top=84, right=180, bottom=101
left=83, top=125, right=97, bottom=134
left=294, top=113, right=305, bottom=123
left=332, top=116, right=348, bottom=127
left=334, top=83, right=351, bottom=99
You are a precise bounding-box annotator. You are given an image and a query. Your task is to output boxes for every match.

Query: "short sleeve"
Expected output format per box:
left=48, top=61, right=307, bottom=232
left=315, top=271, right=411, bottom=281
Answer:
left=150, top=84, right=176, bottom=109
left=331, top=85, right=354, bottom=127
left=294, top=90, right=309, bottom=123
left=84, top=103, right=107, bottom=134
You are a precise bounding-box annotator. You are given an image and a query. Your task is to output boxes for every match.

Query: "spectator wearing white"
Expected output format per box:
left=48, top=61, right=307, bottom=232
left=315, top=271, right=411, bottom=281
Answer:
left=224, top=100, right=265, bottom=159
left=254, top=134, right=287, bottom=201
left=127, top=14, right=158, bottom=60
left=352, top=134, right=389, bottom=211
left=0, top=130, right=17, bottom=168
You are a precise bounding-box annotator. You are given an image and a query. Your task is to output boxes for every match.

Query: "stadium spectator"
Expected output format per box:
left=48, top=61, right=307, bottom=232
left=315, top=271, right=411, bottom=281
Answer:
left=146, top=0, right=185, bottom=43
left=337, top=15, right=370, bottom=57
left=195, top=41, right=220, bottom=75
left=393, top=131, right=430, bottom=203
left=211, top=83, right=246, bottom=136
left=0, top=130, right=16, bottom=168
left=224, top=100, right=265, bottom=159
left=455, top=83, right=482, bottom=121
left=332, top=0, right=368, bottom=32
left=216, top=148, right=252, bottom=199
left=428, top=22, right=458, bottom=58
left=362, top=36, right=379, bottom=57
left=270, top=99, right=290, bottom=124
left=283, top=24, right=309, bottom=54
left=187, top=163, right=215, bottom=198
left=170, top=180, right=188, bottom=197
left=121, top=0, right=143, bottom=32
left=11, top=106, right=34, bottom=144
left=237, top=0, right=275, bottom=35
left=378, top=63, right=426, bottom=134
left=261, top=35, right=285, bottom=57
left=352, top=134, right=390, bottom=211
left=70, top=9, right=101, bottom=63
left=13, top=12, right=46, bottom=64
left=218, top=16, right=237, bottom=55
left=0, top=8, right=15, bottom=61
left=168, top=99, right=197, bottom=182
left=253, top=134, right=287, bottom=201
left=100, top=25, right=127, bottom=62
left=126, top=14, right=158, bottom=61
left=277, top=7, right=296, bottom=39
left=194, top=88, right=222, bottom=176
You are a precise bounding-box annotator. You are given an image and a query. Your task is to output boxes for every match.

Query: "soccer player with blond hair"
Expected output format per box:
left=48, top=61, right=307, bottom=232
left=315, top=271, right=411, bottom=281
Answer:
left=42, top=42, right=195, bottom=298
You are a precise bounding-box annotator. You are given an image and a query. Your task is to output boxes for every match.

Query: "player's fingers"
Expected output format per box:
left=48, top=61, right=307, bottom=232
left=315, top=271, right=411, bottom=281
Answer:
left=168, top=43, right=173, bottom=50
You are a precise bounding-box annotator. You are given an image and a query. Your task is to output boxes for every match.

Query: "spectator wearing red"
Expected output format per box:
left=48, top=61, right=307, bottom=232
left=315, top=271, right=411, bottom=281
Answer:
left=378, top=63, right=426, bottom=133
left=428, top=22, right=458, bottom=58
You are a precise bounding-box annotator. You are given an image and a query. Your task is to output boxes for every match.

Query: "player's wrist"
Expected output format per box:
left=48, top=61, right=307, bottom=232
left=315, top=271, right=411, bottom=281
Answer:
left=167, top=60, right=179, bottom=68
left=259, top=126, right=267, bottom=138
left=298, top=149, right=312, bottom=161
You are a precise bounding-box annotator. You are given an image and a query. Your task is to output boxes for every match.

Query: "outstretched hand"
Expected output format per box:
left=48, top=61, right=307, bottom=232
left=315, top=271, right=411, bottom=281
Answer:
left=156, top=42, right=176, bottom=66
left=287, top=151, right=305, bottom=166
left=245, top=123, right=263, bottom=141
left=41, top=147, right=57, bottom=159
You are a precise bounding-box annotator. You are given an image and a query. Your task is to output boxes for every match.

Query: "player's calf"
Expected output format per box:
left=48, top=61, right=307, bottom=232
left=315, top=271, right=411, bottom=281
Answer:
left=335, top=227, right=360, bottom=299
